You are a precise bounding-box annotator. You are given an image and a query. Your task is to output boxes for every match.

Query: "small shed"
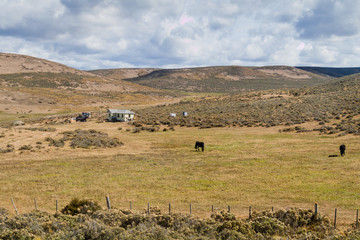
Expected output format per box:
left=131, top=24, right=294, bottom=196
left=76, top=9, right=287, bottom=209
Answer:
left=107, top=109, right=135, bottom=122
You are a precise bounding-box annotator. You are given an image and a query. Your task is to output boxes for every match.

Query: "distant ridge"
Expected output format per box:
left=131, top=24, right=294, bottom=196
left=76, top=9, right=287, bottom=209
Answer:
left=118, top=65, right=329, bottom=93
left=296, top=66, right=360, bottom=78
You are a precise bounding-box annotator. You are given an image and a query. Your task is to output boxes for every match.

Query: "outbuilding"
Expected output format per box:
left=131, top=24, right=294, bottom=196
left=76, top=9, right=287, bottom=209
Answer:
left=107, top=109, right=135, bottom=122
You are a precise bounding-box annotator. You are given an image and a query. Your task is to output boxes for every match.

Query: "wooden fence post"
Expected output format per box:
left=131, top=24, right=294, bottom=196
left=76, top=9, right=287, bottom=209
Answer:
left=34, top=198, right=37, bottom=210
left=315, top=203, right=318, bottom=215
left=169, top=203, right=171, bottom=214
left=106, top=196, right=111, bottom=210
left=356, top=209, right=359, bottom=229
left=148, top=203, right=150, bottom=215
left=130, top=201, right=132, bottom=210
left=11, top=198, right=18, bottom=215
left=56, top=200, right=58, bottom=213
left=190, top=204, right=192, bottom=215
left=334, top=208, right=337, bottom=229
left=249, top=206, right=252, bottom=219
left=272, top=207, right=274, bottom=212
left=212, top=205, right=214, bottom=213
left=228, top=205, right=231, bottom=213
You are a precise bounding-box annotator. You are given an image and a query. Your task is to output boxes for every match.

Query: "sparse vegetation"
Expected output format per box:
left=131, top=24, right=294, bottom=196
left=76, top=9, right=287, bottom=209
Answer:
left=63, top=129, right=123, bottom=149
left=0, top=205, right=357, bottom=239
left=23, top=127, right=56, bottom=132
left=1, top=54, right=360, bottom=238
left=18, top=144, right=32, bottom=151
left=0, top=144, right=14, bottom=153
left=45, top=137, right=65, bottom=147
left=134, top=74, right=360, bottom=136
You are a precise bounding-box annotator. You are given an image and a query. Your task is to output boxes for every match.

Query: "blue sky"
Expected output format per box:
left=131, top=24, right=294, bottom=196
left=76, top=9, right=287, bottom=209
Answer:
left=1, top=0, right=359, bottom=70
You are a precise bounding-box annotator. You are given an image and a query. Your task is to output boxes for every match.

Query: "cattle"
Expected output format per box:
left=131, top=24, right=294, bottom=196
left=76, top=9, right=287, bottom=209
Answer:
left=195, top=141, right=204, bottom=152
left=340, top=144, right=346, bottom=156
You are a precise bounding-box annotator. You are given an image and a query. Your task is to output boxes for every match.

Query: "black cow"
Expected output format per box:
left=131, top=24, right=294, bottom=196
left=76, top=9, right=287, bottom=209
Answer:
left=340, top=144, right=346, bottom=156
left=195, top=141, right=204, bottom=152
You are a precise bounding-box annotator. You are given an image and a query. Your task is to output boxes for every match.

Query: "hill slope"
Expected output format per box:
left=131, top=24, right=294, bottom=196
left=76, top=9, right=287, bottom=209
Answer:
left=0, top=53, right=173, bottom=114
left=135, top=73, right=360, bottom=135
left=88, top=68, right=159, bottom=80
left=296, top=66, right=360, bottom=77
left=0, top=53, right=86, bottom=75
left=117, top=66, right=329, bottom=93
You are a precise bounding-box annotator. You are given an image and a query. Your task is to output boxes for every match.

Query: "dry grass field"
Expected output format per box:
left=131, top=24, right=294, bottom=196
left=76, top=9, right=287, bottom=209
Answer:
left=1, top=119, right=359, bottom=227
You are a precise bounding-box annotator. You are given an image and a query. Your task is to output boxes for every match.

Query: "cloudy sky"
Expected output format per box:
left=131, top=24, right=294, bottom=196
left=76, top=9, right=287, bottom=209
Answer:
left=1, top=0, right=360, bottom=70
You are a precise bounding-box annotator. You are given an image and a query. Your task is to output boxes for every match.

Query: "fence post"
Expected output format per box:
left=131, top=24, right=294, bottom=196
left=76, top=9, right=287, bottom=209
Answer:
left=11, top=198, right=18, bottom=215
left=272, top=207, right=274, bottom=212
left=106, top=196, right=111, bottom=210
left=249, top=206, right=252, bottom=219
left=315, top=203, right=318, bottom=215
left=212, top=205, right=214, bottom=213
left=130, top=201, right=132, bottom=210
left=34, top=198, right=37, bottom=210
left=356, top=209, right=359, bottom=229
left=56, top=200, right=58, bottom=213
left=190, top=204, right=192, bottom=215
left=148, top=203, right=150, bottom=215
left=334, top=208, right=337, bottom=229
left=169, top=203, right=171, bottom=214
left=228, top=205, right=231, bottom=213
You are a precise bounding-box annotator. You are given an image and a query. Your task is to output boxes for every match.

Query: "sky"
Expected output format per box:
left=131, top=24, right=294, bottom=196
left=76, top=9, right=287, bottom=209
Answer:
left=1, top=0, right=360, bottom=70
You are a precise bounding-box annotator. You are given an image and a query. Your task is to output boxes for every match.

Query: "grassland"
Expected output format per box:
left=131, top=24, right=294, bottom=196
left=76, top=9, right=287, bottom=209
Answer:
left=1, top=120, right=359, bottom=227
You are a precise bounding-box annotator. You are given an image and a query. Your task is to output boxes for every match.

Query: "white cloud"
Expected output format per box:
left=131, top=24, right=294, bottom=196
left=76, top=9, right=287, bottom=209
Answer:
left=0, top=0, right=359, bottom=69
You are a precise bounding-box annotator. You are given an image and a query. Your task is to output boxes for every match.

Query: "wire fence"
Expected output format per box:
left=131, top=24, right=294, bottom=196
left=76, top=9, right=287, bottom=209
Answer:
left=8, top=196, right=360, bottom=229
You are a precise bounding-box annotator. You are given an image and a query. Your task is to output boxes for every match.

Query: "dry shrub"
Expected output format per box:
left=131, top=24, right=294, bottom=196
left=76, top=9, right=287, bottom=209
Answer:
left=0, top=144, right=14, bottom=153
left=63, top=129, right=123, bottom=149
left=45, top=137, right=65, bottom=147
left=18, top=145, right=33, bottom=151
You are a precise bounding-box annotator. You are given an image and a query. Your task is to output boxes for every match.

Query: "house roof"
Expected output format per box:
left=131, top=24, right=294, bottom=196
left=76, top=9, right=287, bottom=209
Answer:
left=108, top=109, right=135, bottom=114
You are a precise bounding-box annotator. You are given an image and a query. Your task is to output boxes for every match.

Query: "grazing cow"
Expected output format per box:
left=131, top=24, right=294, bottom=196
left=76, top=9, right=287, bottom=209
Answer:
left=195, top=141, right=204, bottom=152
left=340, top=144, right=346, bottom=156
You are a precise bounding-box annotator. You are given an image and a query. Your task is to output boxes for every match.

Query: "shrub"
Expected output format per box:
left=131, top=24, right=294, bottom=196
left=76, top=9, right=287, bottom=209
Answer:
left=18, top=145, right=33, bottom=151
left=45, top=137, right=65, bottom=147
left=61, top=198, right=102, bottom=216
left=0, top=144, right=14, bottom=153
left=67, top=129, right=123, bottom=149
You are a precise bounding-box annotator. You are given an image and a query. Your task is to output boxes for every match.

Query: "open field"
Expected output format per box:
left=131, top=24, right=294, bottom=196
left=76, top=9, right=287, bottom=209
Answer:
left=1, top=119, right=359, bottom=227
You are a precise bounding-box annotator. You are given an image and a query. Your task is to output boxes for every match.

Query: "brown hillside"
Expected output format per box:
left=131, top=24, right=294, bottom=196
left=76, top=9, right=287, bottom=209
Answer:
left=0, top=53, right=176, bottom=115
left=89, top=68, right=159, bottom=80
left=120, top=65, right=330, bottom=93
left=0, top=53, right=88, bottom=75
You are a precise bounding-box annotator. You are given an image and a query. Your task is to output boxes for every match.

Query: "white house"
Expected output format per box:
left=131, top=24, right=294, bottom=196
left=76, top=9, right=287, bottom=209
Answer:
left=107, top=109, right=135, bottom=122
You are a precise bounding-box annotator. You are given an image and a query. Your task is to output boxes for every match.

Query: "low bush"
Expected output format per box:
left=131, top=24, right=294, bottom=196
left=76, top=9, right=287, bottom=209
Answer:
left=0, top=206, right=353, bottom=239
left=18, top=145, right=33, bottom=151
left=45, top=137, right=65, bottom=147
left=61, top=198, right=102, bottom=216
left=0, top=144, right=14, bottom=153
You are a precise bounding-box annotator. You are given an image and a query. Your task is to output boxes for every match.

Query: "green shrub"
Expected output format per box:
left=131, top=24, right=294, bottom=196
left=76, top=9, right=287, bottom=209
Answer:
left=61, top=198, right=102, bottom=216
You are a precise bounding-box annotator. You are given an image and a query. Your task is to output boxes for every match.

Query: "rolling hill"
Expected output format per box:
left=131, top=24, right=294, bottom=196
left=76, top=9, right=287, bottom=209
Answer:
left=134, top=73, right=360, bottom=135
left=0, top=53, right=171, bottom=115
left=115, top=66, right=330, bottom=93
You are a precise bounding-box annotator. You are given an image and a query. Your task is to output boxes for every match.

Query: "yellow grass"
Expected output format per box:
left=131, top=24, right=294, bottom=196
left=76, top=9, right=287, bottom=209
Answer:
left=0, top=120, right=359, bottom=227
